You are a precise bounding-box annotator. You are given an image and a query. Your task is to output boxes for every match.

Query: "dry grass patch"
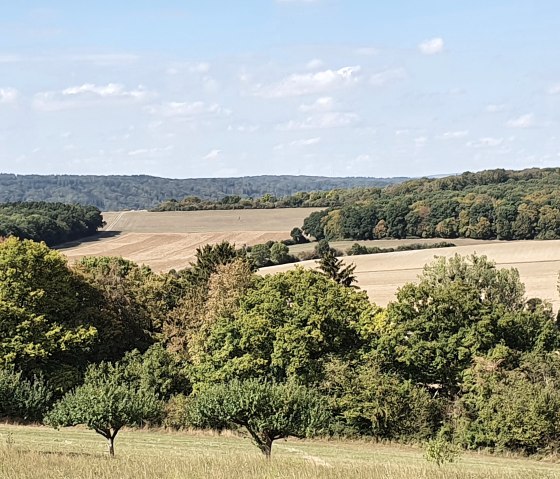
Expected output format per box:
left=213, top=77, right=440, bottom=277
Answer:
left=0, top=425, right=558, bottom=479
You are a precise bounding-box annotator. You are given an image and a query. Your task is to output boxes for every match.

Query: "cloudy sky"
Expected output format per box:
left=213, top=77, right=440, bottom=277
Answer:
left=0, top=1, right=558, bottom=178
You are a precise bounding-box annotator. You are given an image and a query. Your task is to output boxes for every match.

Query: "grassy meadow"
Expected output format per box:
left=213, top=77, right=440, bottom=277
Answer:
left=0, top=424, right=559, bottom=479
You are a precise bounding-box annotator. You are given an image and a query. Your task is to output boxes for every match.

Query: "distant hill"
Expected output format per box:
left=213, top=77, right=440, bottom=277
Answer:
left=0, top=174, right=407, bottom=211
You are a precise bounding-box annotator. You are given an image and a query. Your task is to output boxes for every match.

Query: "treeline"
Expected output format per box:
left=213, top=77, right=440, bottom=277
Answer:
left=2, top=236, right=560, bottom=457
left=0, top=202, right=104, bottom=245
left=0, top=174, right=403, bottom=211
left=300, top=168, right=560, bottom=241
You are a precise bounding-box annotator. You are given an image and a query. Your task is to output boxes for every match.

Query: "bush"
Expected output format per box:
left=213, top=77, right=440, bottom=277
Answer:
left=0, top=368, right=53, bottom=422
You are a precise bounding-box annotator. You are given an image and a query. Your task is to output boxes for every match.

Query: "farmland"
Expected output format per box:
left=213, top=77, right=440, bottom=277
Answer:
left=0, top=424, right=558, bottom=479
left=59, top=209, right=560, bottom=308
left=264, top=239, right=560, bottom=309
left=61, top=208, right=320, bottom=272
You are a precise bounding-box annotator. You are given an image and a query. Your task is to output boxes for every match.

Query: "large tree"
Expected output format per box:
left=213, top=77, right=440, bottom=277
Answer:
left=374, top=254, right=560, bottom=395
left=188, top=379, right=329, bottom=458
left=190, top=267, right=374, bottom=385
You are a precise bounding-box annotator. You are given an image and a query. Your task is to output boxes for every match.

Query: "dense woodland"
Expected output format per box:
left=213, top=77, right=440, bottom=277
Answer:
left=2, top=236, right=560, bottom=457
left=0, top=202, right=104, bottom=246
left=0, top=174, right=402, bottom=211
left=298, top=168, right=560, bottom=241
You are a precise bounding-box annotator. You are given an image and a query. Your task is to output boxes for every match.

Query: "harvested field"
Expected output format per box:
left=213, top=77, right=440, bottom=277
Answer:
left=61, top=209, right=320, bottom=272
left=262, top=240, right=560, bottom=310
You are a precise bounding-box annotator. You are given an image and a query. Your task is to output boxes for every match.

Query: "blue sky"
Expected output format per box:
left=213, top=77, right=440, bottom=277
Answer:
left=0, top=1, right=558, bottom=178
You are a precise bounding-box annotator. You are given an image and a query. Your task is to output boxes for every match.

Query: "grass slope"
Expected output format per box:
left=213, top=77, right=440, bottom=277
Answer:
left=0, top=424, right=558, bottom=479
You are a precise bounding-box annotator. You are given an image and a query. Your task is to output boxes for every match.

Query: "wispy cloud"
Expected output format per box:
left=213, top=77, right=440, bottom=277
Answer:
left=437, top=130, right=469, bottom=140
left=369, top=68, right=406, bottom=86
left=148, top=101, right=227, bottom=118
left=0, top=88, right=18, bottom=104
left=548, top=83, right=560, bottom=95
left=62, top=83, right=147, bottom=98
left=507, top=113, right=535, bottom=128
left=467, top=137, right=504, bottom=148
left=33, top=83, right=151, bottom=111
left=299, top=96, right=334, bottom=112
left=278, top=111, right=359, bottom=130
left=203, top=149, right=222, bottom=160
left=486, top=104, right=506, bottom=113
left=254, top=66, right=361, bottom=98
left=418, top=37, right=444, bottom=55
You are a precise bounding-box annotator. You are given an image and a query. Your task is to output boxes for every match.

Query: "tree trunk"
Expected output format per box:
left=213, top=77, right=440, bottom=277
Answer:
left=108, top=436, right=115, bottom=457
left=259, top=435, right=273, bottom=459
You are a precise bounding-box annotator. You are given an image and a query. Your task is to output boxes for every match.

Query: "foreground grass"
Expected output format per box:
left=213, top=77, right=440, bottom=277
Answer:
left=0, top=424, right=558, bottom=479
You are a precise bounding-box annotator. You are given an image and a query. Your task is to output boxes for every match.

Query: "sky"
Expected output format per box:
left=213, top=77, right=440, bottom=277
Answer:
left=0, top=1, right=558, bottom=179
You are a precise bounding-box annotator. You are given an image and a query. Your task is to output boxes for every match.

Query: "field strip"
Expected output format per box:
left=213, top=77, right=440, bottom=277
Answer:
left=103, top=211, right=126, bottom=230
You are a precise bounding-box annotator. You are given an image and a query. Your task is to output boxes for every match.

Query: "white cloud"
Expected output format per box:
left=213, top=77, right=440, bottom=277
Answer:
left=62, top=83, right=147, bottom=99
left=278, top=111, right=359, bottom=130
left=254, top=66, right=361, bottom=98
left=276, top=0, right=320, bottom=3
left=486, top=104, right=506, bottom=113
left=299, top=96, right=334, bottom=112
left=507, top=113, right=535, bottom=128
left=148, top=101, right=226, bottom=118
left=127, top=146, right=173, bottom=156
left=467, top=137, right=504, bottom=148
left=548, top=83, right=560, bottom=95
left=227, top=123, right=260, bottom=133
left=369, top=68, right=406, bottom=86
left=33, top=83, right=151, bottom=111
left=437, top=130, right=469, bottom=140
left=418, top=37, right=444, bottom=55
left=306, top=58, right=324, bottom=70
left=203, top=149, right=222, bottom=160
left=290, top=137, right=321, bottom=146
left=414, top=136, right=427, bottom=147
left=0, top=88, right=18, bottom=104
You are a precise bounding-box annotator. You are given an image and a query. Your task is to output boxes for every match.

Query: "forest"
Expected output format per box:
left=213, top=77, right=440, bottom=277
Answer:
left=299, top=167, right=560, bottom=241
left=0, top=202, right=104, bottom=246
left=1, top=236, right=560, bottom=458
left=0, top=174, right=402, bottom=211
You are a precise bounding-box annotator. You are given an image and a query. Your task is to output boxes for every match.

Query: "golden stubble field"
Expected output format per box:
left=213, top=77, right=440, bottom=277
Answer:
left=61, top=209, right=560, bottom=309
left=61, top=209, right=321, bottom=272
left=262, top=239, right=560, bottom=310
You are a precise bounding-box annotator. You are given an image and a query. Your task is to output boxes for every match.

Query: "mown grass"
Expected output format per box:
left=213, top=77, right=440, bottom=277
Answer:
left=0, top=424, right=558, bottom=479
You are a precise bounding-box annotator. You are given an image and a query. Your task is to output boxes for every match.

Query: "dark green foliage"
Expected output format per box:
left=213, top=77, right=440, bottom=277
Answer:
left=455, top=353, right=560, bottom=453
left=0, top=174, right=402, bottom=211
left=187, top=379, right=329, bottom=457
left=190, top=268, right=372, bottom=385
left=321, top=359, right=441, bottom=441
left=290, top=227, right=309, bottom=244
left=317, top=251, right=357, bottom=287
left=45, top=360, right=163, bottom=456
left=374, top=255, right=559, bottom=395
left=0, top=202, right=103, bottom=245
left=0, top=368, right=53, bottom=422
left=346, top=241, right=455, bottom=256
left=300, top=168, right=560, bottom=241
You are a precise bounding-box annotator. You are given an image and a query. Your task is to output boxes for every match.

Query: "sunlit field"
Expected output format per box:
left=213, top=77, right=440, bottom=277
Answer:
left=0, top=424, right=558, bottom=479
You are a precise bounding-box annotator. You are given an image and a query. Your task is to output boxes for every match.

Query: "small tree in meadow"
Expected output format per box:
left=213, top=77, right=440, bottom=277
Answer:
left=45, top=361, right=162, bottom=456
left=188, top=379, right=329, bottom=458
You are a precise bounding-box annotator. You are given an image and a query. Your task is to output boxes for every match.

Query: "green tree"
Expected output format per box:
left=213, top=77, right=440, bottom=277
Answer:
left=375, top=254, right=559, bottom=395
left=190, top=268, right=372, bottom=385
left=45, top=361, right=162, bottom=456
left=290, top=227, right=308, bottom=244
left=0, top=238, right=97, bottom=385
left=251, top=243, right=272, bottom=267
left=317, top=251, right=357, bottom=287
left=188, top=379, right=329, bottom=458
left=269, top=242, right=291, bottom=265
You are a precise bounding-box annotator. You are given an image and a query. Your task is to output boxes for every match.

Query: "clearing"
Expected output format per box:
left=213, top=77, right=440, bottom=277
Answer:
left=0, top=424, right=558, bottom=479
left=60, top=209, right=319, bottom=272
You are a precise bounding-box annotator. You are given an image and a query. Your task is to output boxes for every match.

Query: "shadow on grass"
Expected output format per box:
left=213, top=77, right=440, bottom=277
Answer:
left=55, top=231, right=122, bottom=250
left=9, top=448, right=109, bottom=459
